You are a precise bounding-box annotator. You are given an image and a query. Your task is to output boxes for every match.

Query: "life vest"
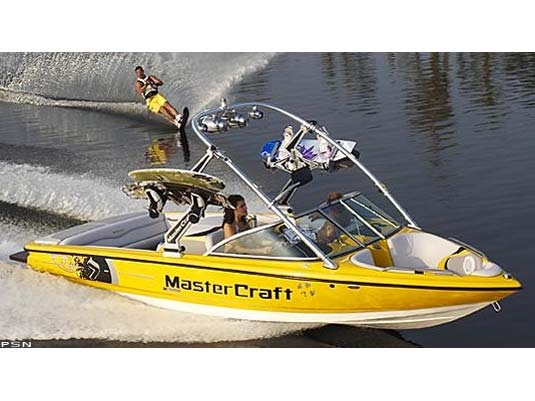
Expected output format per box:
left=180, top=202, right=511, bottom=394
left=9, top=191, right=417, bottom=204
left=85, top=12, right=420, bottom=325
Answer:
left=137, top=76, right=159, bottom=99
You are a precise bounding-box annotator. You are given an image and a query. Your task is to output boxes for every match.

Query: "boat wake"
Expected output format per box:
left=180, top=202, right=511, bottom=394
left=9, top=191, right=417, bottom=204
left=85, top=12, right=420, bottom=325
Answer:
left=0, top=52, right=276, bottom=119
left=0, top=220, right=42, bottom=261
left=0, top=88, right=148, bottom=118
left=0, top=161, right=143, bottom=221
left=0, top=261, right=318, bottom=343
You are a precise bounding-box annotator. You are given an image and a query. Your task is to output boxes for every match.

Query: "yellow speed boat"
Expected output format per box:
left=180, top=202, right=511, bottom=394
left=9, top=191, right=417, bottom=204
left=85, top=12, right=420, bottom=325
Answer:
left=10, top=101, right=522, bottom=329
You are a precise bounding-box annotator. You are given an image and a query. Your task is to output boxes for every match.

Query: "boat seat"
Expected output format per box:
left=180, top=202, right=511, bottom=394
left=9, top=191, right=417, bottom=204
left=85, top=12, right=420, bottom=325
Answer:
left=40, top=212, right=169, bottom=249
left=205, top=229, right=225, bottom=252
left=387, top=232, right=459, bottom=270
left=440, top=250, right=503, bottom=277
left=350, top=248, right=386, bottom=271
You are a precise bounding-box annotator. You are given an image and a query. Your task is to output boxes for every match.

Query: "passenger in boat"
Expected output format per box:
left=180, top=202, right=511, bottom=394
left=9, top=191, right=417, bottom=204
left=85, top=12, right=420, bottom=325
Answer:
left=222, top=195, right=272, bottom=255
left=316, top=221, right=338, bottom=246
left=326, top=191, right=343, bottom=205
left=324, top=192, right=353, bottom=226
left=316, top=192, right=352, bottom=246
left=311, top=192, right=343, bottom=219
left=222, top=195, right=251, bottom=238
left=134, top=66, right=185, bottom=129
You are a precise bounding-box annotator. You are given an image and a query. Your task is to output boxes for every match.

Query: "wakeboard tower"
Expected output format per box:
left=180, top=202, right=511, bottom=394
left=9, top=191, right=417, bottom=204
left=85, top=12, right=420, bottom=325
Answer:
left=124, top=98, right=372, bottom=266
left=187, top=99, right=420, bottom=268
left=121, top=98, right=409, bottom=270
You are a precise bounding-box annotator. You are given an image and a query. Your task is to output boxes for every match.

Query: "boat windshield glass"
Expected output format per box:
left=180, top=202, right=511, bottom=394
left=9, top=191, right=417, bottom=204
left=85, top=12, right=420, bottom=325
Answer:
left=292, top=212, right=360, bottom=256
left=211, top=206, right=371, bottom=259
left=340, top=194, right=400, bottom=237
left=319, top=202, right=378, bottom=245
left=210, top=224, right=318, bottom=259
left=210, top=213, right=361, bottom=259
left=210, top=194, right=401, bottom=260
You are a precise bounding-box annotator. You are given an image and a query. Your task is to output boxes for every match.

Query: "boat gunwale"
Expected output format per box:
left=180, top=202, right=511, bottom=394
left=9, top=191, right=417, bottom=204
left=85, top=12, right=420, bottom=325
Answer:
left=23, top=245, right=522, bottom=293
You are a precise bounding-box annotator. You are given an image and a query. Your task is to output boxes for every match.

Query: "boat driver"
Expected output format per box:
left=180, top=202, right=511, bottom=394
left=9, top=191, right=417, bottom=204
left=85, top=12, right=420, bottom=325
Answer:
left=134, top=66, right=184, bottom=129
left=222, top=194, right=272, bottom=255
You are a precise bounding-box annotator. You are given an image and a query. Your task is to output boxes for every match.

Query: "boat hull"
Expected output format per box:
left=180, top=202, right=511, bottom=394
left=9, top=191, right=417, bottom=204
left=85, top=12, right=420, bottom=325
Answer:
left=119, top=291, right=492, bottom=329
left=19, top=243, right=521, bottom=330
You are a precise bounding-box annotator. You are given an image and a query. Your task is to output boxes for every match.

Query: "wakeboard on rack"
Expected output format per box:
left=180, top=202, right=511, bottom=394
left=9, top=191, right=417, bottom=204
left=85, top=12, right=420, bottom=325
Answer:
left=261, top=138, right=360, bottom=173
left=122, top=168, right=229, bottom=252
left=122, top=168, right=226, bottom=218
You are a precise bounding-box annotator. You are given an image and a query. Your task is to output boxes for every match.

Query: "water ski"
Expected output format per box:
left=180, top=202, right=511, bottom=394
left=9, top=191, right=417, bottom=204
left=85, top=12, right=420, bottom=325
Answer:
left=177, top=107, right=190, bottom=162
left=179, top=107, right=189, bottom=134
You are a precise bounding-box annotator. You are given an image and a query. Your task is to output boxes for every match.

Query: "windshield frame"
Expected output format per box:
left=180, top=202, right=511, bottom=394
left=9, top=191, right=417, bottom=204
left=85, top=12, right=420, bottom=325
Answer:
left=205, top=191, right=404, bottom=261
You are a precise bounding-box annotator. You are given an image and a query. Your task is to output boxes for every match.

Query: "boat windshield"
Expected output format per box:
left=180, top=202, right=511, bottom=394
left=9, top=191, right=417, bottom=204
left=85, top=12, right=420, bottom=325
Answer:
left=339, top=194, right=400, bottom=237
left=210, top=223, right=319, bottom=259
left=209, top=194, right=401, bottom=260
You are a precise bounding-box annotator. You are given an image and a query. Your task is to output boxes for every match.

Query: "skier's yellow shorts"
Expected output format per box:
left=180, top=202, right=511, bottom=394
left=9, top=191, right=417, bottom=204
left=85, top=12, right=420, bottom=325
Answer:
left=146, top=93, right=168, bottom=114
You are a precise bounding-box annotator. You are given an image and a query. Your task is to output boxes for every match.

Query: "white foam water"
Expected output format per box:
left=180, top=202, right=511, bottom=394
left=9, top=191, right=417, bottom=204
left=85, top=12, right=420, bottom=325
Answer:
left=0, top=262, right=317, bottom=343
left=0, top=88, right=147, bottom=117
left=0, top=161, right=143, bottom=221
left=0, top=168, right=301, bottom=343
left=0, top=222, right=41, bottom=261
